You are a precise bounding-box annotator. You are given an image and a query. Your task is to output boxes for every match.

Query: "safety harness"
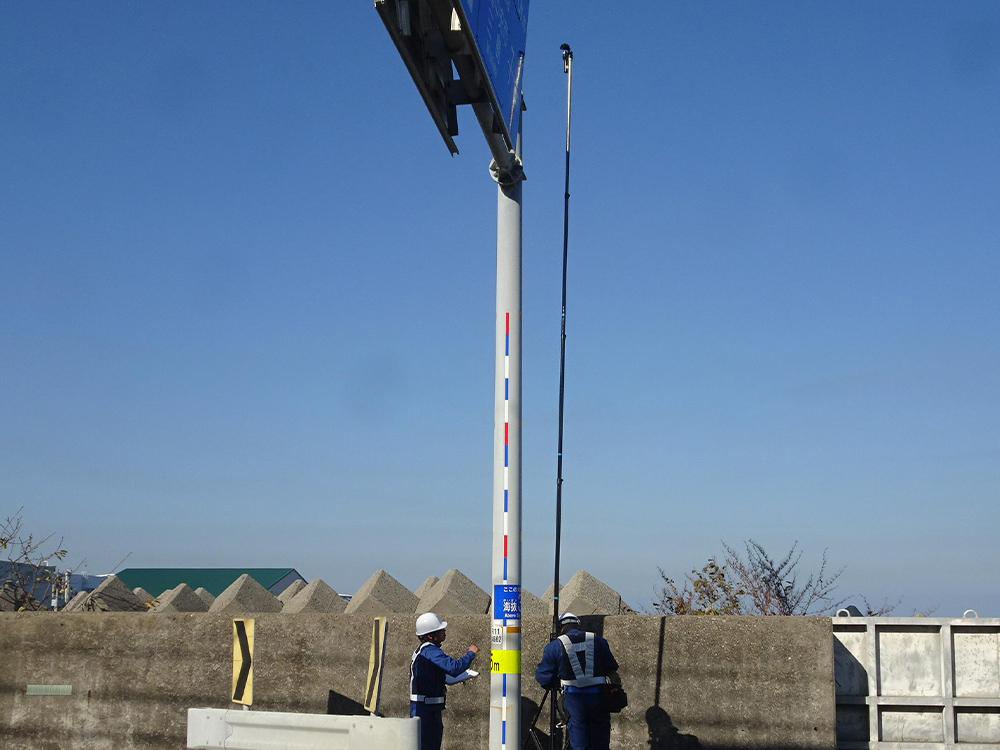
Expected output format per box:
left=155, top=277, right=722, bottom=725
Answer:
left=557, top=632, right=607, bottom=688
left=410, top=641, right=446, bottom=704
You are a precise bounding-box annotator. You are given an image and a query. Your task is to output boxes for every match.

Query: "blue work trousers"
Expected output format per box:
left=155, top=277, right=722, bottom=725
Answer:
left=411, top=702, right=444, bottom=750
left=563, top=690, right=611, bottom=750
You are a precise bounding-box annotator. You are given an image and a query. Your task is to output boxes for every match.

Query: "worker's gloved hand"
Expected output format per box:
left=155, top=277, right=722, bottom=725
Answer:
left=468, top=645, right=480, bottom=654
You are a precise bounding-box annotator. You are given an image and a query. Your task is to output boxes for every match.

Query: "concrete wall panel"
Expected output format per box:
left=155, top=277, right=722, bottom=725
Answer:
left=0, top=613, right=835, bottom=750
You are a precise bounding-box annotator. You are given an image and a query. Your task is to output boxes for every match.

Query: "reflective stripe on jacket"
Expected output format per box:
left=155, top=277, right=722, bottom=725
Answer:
left=409, top=641, right=478, bottom=706
left=558, top=633, right=607, bottom=688
left=534, top=629, right=620, bottom=692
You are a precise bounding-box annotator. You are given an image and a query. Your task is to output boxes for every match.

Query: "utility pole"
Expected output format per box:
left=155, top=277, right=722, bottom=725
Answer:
left=491, top=127, right=524, bottom=750
left=374, top=5, right=530, bottom=749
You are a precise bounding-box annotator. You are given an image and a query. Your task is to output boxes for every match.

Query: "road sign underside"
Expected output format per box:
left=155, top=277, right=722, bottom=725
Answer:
left=375, top=0, right=527, bottom=159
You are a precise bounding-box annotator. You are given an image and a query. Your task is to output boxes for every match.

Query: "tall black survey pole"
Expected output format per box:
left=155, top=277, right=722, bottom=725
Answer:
left=550, top=42, right=573, bottom=750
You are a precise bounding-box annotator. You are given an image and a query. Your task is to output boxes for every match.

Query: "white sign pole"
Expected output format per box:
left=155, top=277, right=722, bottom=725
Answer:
left=490, top=121, right=524, bottom=750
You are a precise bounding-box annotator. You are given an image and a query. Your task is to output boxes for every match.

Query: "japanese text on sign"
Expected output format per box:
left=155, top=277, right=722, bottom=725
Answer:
left=493, top=584, right=521, bottom=620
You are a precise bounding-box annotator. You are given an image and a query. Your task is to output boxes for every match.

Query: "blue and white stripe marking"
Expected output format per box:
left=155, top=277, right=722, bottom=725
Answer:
left=503, top=311, right=509, bottom=750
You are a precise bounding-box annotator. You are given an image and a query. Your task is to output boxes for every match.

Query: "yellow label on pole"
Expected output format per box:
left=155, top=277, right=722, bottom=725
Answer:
left=232, top=618, right=254, bottom=705
left=490, top=649, right=521, bottom=675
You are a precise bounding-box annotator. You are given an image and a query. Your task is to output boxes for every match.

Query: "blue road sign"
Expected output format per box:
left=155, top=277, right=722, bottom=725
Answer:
left=494, top=584, right=521, bottom=620
left=459, top=0, right=530, bottom=140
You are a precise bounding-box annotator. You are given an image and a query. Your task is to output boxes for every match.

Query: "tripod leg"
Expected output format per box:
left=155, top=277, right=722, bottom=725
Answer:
left=522, top=691, right=550, bottom=750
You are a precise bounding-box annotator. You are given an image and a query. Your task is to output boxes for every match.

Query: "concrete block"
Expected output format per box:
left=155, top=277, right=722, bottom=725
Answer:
left=0, top=582, right=14, bottom=611
left=282, top=579, right=347, bottom=614
left=62, top=590, right=88, bottom=612
left=209, top=574, right=282, bottom=615
left=541, top=582, right=566, bottom=613
left=519, top=589, right=546, bottom=617
left=153, top=583, right=209, bottom=613
left=649, top=616, right=836, bottom=750
left=546, top=570, right=632, bottom=616
left=193, top=587, right=215, bottom=608
left=0, top=581, right=42, bottom=611
left=132, top=587, right=154, bottom=606
left=79, top=575, right=147, bottom=612
left=417, top=569, right=489, bottom=615
left=414, top=576, right=439, bottom=600
left=344, top=570, right=417, bottom=615
left=277, top=579, right=307, bottom=604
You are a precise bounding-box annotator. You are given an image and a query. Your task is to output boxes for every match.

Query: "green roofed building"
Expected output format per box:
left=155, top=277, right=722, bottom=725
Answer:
left=116, top=568, right=305, bottom=598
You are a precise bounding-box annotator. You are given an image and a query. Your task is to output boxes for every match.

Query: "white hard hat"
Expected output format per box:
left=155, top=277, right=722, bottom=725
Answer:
left=558, top=612, right=581, bottom=626
left=416, top=612, right=448, bottom=636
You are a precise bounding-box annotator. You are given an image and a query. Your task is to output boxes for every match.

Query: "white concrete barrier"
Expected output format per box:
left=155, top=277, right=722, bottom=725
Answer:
left=187, top=707, right=420, bottom=750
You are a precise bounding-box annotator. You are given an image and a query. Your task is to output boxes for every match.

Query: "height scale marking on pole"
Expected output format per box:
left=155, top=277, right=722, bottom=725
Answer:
left=492, top=158, right=523, bottom=750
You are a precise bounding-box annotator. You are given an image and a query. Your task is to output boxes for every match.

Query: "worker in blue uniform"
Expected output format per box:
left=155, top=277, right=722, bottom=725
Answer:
left=535, top=612, right=620, bottom=750
left=410, top=612, right=480, bottom=750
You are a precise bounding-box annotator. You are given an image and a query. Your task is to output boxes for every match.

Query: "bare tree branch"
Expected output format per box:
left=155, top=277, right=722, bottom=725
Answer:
left=655, top=540, right=883, bottom=617
left=1, top=509, right=69, bottom=611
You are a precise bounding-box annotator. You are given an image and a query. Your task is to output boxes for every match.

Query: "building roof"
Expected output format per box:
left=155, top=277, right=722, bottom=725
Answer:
left=116, top=568, right=303, bottom=597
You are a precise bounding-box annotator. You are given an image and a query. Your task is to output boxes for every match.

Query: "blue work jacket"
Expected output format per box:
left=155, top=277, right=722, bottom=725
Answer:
left=535, top=629, right=619, bottom=692
left=410, top=642, right=477, bottom=706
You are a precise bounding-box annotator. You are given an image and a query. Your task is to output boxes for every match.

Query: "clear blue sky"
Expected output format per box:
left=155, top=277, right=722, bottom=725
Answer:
left=2, top=2, right=997, bottom=617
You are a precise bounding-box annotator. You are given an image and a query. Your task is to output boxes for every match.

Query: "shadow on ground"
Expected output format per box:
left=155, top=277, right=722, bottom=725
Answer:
left=326, top=689, right=368, bottom=716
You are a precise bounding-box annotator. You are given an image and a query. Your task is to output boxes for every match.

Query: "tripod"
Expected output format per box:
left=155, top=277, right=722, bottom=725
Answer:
left=522, top=690, right=568, bottom=750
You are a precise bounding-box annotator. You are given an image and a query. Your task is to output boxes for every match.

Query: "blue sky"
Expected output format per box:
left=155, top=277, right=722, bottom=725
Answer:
left=2, top=1, right=997, bottom=617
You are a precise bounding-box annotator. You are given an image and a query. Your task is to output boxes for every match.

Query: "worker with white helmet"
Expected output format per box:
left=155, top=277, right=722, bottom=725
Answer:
left=410, top=612, right=480, bottom=750
left=535, top=612, right=620, bottom=750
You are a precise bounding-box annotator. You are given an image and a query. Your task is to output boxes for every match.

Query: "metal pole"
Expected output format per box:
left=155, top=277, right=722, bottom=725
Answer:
left=549, top=43, right=573, bottom=750
left=490, top=114, right=524, bottom=750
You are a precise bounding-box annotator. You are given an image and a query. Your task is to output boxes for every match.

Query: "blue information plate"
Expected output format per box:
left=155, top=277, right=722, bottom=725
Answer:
left=494, top=584, right=521, bottom=620
left=459, top=0, right=530, bottom=140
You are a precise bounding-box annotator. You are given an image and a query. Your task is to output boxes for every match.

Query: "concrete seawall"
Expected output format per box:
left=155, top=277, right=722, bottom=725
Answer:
left=0, top=613, right=835, bottom=750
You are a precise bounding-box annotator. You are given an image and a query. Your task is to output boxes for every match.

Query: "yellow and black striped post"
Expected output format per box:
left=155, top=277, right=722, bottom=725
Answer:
left=232, top=618, right=254, bottom=706
left=364, top=617, right=389, bottom=715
